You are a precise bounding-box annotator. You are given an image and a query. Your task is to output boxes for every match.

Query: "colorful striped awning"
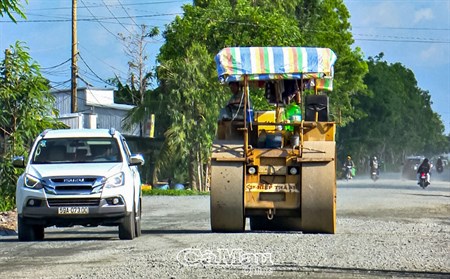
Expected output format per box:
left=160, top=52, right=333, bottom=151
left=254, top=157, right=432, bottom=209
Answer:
left=215, top=47, right=337, bottom=90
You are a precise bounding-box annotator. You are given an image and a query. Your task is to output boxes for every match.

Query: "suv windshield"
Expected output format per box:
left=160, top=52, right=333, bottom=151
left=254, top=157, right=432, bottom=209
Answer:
left=32, top=138, right=122, bottom=164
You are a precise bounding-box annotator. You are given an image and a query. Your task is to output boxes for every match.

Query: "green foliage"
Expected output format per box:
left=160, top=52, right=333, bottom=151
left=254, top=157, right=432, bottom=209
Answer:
left=0, top=41, right=64, bottom=211
left=111, top=77, right=136, bottom=105
left=0, top=0, right=27, bottom=22
left=249, top=87, right=274, bottom=111
left=142, top=188, right=209, bottom=196
left=0, top=158, right=19, bottom=211
left=156, top=43, right=221, bottom=189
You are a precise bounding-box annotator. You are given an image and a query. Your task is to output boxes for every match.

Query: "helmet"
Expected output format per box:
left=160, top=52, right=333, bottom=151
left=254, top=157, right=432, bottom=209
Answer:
left=373, top=156, right=377, bottom=160
left=347, top=155, right=351, bottom=159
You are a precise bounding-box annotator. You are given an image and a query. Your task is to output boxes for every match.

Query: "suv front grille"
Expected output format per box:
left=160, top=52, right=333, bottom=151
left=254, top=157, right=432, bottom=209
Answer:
left=51, top=178, right=97, bottom=183
left=48, top=198, right=101, bottom=207
left=43, top=176, right=104, bottom=195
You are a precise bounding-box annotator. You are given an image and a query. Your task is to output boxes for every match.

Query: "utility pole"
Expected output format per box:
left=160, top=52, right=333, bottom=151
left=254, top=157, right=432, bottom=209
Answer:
left=71, top=0, right=78, bottom=113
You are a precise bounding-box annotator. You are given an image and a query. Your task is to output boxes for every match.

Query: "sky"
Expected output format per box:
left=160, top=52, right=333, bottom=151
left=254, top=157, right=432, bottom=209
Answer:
left=1, top=0, right=449, bottom=134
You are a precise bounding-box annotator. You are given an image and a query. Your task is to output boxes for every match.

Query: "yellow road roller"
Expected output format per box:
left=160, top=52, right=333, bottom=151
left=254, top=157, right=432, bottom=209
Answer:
left=211, top=47, right=337, bottom=233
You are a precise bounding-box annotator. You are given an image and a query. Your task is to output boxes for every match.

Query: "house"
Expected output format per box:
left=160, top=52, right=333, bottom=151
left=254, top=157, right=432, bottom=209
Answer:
left=52, top=87, right=140, bottom=136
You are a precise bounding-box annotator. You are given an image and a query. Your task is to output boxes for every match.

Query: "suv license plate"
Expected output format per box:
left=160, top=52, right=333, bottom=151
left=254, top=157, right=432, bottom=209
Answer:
left=58, top=207, right=89, bottom=215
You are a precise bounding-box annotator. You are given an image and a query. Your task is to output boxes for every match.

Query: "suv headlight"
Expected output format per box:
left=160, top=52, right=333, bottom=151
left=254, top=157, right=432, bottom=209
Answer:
left=24, top=174, right=43, bottom=189
left=105, top=172, right=125, bottom=188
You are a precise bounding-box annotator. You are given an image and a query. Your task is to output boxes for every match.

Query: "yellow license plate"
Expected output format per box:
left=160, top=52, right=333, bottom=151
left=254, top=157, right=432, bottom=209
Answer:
left=58, top=207, right=89, bottom=215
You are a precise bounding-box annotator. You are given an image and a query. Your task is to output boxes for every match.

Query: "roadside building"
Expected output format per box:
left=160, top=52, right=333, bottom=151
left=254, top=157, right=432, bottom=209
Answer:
left=51, top=87, right=140, bottom=136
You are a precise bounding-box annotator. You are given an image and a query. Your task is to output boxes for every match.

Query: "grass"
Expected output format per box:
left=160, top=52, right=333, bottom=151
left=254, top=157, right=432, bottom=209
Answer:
left=142, top=188, right=210, bottom=196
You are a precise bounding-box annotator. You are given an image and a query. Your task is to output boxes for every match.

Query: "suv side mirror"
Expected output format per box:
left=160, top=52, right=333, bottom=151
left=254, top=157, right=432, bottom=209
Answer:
left=129, top=154, right=145, bottom=166
left=12, top=156, right=26, bottom=168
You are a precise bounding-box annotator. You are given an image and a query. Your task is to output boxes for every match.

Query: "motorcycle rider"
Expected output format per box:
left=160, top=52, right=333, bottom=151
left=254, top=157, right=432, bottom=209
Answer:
left=417, top=158, right=431, bottom=185
left=436, top=156, right=444, bottom=173
left=370, top=156, right=379, bottom=176
left=344, top=155, right=355, bottom=179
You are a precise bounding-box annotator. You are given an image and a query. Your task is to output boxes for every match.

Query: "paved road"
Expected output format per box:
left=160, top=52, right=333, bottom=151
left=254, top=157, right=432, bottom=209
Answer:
left=0, top=172, right=449, bottom=279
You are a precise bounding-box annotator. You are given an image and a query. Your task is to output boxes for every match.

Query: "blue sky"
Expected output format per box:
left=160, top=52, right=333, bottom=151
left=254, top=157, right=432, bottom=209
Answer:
left=1, top=0, right=449, bottom=134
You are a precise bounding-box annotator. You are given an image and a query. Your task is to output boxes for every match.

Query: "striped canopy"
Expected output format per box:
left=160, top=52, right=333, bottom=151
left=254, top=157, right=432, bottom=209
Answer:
left=215, top=47, right=337, bottom=90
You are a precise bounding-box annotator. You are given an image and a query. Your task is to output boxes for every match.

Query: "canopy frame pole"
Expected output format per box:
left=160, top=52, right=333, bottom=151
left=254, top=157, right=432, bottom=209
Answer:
left=314, top=78, right=319, bottom=122
left=243, top=75, right=249, bottom=160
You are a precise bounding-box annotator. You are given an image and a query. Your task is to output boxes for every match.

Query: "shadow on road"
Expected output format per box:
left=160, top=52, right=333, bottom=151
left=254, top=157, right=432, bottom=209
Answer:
left=274, top=264, right=450, bottom=278
left=0, top=229, right=119, bottom=242
left=142, top=229, right=211, bottom=234
left=338, top=183, right=449, bottom=192
left=407, top=193, right=450, bottom=198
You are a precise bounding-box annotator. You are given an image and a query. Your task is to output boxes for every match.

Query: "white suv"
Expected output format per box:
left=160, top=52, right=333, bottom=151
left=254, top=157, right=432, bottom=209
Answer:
left=13, top=128, right=145, bottom=241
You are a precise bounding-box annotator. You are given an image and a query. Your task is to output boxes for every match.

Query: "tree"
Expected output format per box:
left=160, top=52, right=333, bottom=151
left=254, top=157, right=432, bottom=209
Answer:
left=115, top=25, right=159, bottom=106
left=112, top=25, right=160, bottom=137
left=156, top=43, right=221, bottom=190
left=0, top=42, right=64, bottom=210
left=0, top=0, right=27, bottom=22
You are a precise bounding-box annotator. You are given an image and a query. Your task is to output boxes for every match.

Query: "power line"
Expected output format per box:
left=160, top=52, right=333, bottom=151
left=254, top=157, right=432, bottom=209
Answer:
left=354, top=38, right=450, bottom=43
left=19, top=14, right=162, bottom=28
left=49, top=79, right=72, bottom=90
left=42, top=68, right=70, bottom=76
left=78, top=43, right=128, bottom=76
left=24, top=1, right=189, bottom=11
left=79, top=0, right=121, bottom=40
left=78, top=74, right=94, bottom=87
left=353, top=33, right=450, bottom=43
left=101, top=0, right=133, bottom=34
left=353, top=26, right=450, bottom=31
left=40, top=58, right=72, bottom=70
left=117, top=0, right=140, bottom=28
left=78, top=52, right=111, bottom=85
left=78, top=67, right=109, bottom=85
left=0, top=13, right=181, bottom=23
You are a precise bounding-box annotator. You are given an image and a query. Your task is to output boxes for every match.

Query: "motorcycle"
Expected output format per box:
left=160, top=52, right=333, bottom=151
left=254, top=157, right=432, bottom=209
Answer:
left=418, top=172, right=429, bottom=189
left=436, top=164, right=443, bottom=174
left=370, top=168, right=379, bottom=182
left=344, top=165, right=353, bottom=181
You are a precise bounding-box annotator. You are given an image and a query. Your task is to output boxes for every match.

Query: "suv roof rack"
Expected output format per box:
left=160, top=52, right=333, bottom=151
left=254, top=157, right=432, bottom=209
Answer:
left=109, top=128, right=116, bottom=136
left=40, top=129, right=52, bottom=138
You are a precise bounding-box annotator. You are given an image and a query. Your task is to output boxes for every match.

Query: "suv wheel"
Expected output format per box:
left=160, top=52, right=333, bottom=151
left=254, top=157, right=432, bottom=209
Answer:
left=119, top=209, right=136, bottom=240
left=18, top=216, right=44, bottom=241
